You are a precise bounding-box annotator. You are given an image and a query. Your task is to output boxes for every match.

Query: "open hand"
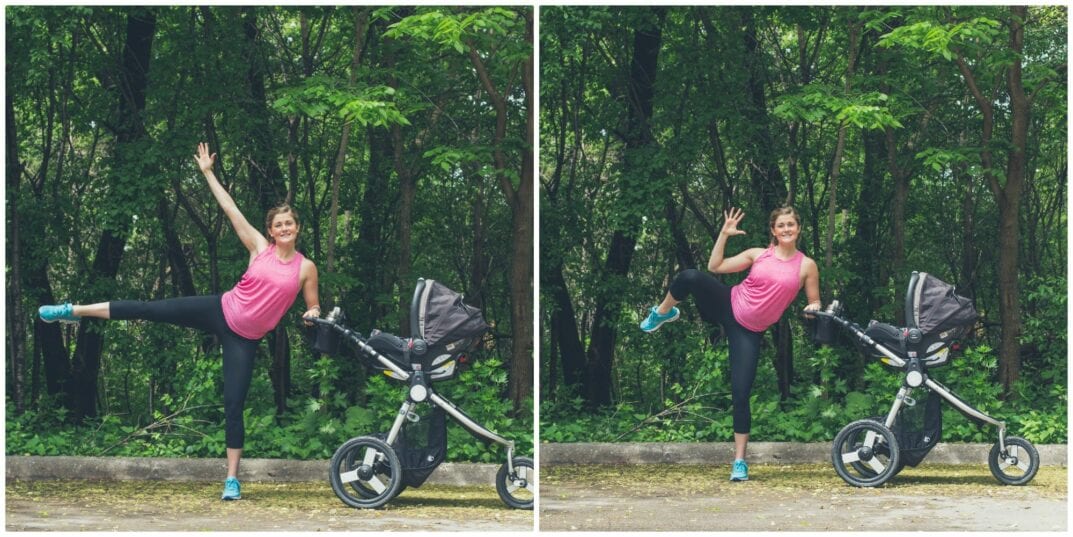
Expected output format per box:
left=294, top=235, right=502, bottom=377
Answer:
left=194, top=142, right=216, bottom=174
left=721, top=207, right=747, bottom=237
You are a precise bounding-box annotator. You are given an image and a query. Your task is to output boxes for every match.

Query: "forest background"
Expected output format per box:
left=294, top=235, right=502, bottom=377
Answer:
left=540, top=6, right=1068, bottom=445
left=5, top=6, right=534, bottom=463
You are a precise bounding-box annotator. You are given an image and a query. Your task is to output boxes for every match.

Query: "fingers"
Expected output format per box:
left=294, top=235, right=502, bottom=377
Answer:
left=724, top=207, right=745, bottom=223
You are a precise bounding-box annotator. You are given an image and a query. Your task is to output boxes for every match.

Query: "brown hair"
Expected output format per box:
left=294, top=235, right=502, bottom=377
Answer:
left=265, top=204, right=299, bottom=243
left=768, top=206, right=801, bottom=246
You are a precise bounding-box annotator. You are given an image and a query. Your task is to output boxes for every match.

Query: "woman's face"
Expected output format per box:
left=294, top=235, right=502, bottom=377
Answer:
left=270, top=212, right=299, bottom=246
left=771, top=214, right=799, bottom=247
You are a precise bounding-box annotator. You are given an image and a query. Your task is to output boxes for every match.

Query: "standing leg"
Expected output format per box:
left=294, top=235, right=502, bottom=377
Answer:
left=220, top=331, right=258, bottom=500
left=726, top=322, right=762, bottom=481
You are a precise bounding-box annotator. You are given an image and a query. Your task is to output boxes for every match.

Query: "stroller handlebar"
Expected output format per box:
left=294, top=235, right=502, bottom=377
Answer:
left=806, top=310, right=908, bottom=368
left=303, top=317, right=413, bottom=381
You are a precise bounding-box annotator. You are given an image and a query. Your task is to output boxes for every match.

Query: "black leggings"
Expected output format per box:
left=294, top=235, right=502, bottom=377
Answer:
left=668, top=269, right=763, bottom=434
left=110, top=295, right=259, bottom=449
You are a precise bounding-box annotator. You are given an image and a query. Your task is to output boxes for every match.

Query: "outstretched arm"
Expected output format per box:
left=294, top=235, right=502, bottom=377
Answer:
left=195, top=143, right=267, bottom=257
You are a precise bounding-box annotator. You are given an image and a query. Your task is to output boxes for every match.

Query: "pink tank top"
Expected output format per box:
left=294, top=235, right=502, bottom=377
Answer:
left=221, top=244, right=304, bottom=340
left=730, top=247, right=805, bottom=332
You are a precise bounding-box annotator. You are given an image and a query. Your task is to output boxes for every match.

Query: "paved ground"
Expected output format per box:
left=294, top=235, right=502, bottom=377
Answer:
left=6, top=480, right=533, bottom=531
left=540, top=463, right=1067, bottom=531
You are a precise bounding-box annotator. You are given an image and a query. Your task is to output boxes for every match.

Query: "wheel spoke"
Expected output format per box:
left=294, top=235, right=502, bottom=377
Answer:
left=866, top=457, right=886, bottom=474
left=339, top=469, right=360, bottom=484
left=362, top=447, right=378, bottom=467
left=367, top=475, right=386, bottom=494
left=1015, top=458, right=1031, bottom=473
left=863, top=430, right=878, bottom=448
left=841, top=451, right=861, bottom=464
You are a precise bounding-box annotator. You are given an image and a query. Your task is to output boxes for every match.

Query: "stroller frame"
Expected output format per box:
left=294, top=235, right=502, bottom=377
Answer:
left=310, top=279, right=533, bottom=509
left=814, top=272, right=1040, bottom=487
left=817, top=310, right=1010, bottom=450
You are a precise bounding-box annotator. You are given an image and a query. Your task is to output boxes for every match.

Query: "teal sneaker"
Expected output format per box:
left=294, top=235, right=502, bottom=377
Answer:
left=640, top=306, right=680, bottom=333
left=730, top=459, right=749, bottom=481
left=38, top=303, right=79, bottom=323
left=221, top=477, right=241, bottom=500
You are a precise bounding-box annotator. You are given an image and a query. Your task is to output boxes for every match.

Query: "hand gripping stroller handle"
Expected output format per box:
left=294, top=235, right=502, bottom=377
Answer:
left=303, top=317, right=413, bottom=381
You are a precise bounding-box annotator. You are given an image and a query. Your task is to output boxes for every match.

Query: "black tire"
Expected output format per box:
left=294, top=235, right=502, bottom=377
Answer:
left=496, top=456, right=534, bottom=510
left=988, top=436, right=1039, bottom=486
left=329, top=436, right=403, bottom=508
left=832, top=419, right=901, bottom=487
left=344, top=434, right=407, bottom=500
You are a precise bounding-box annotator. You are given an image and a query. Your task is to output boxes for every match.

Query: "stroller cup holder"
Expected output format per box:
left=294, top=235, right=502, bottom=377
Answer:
left=818, top=272, right=1040, bottom=488
left=306, top=279, right=534, bottom=510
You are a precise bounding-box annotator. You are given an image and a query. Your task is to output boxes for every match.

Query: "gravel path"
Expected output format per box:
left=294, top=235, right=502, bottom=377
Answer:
left=6, top=480, right=532, bottom=531
left=540, top=463, right=1066, bottom=531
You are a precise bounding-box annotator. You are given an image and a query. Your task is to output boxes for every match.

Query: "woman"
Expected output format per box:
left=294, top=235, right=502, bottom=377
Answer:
left=639, top=206, right=820, bottom=481
left=38, top=143, right=321, bottom=501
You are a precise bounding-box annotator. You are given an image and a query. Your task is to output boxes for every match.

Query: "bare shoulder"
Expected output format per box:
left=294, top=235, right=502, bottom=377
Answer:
left=300, top=257, right=318, bottom=277
left=801, top=255, right=819, bottom=275
left=743, top=247, right=767, bottom=260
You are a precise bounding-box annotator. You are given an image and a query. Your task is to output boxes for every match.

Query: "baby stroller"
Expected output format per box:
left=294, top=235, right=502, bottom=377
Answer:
left=307, top=278, right=534, bottom=509
left=811, top=271, right=1040, bottom=487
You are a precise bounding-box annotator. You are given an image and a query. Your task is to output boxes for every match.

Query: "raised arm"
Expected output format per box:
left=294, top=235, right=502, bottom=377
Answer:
left=708, top=207, right=761, bottom=274
left=195, top=143, right=268, bottom=256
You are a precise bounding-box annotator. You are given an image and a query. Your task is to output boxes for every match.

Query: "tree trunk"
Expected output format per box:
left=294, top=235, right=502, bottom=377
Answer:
left=69, top=9, right=157, bottom=420
left=326, top=7, right=371, bottom=277
left=546, top=264, right=586, bottom=388
left=6, top=88, right=26, bottom=413
left=996, top=6, right=1028, bottom=393
left=825, top=20, right=860, bottom=270
left=584, top=9, right=664, bottom=406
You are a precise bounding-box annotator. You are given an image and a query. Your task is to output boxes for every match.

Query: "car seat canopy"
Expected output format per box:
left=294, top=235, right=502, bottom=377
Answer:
left=414, top=279, right=489, bottom=348
left=907, top=272, right=978, bottom=336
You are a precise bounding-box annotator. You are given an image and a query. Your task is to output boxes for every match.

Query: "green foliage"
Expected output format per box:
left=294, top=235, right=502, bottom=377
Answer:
left=272, top=77, right=410, bottom=127
left=541, top=5, right=1064, bottom=448
left=7, top=5, right=532, bottom=463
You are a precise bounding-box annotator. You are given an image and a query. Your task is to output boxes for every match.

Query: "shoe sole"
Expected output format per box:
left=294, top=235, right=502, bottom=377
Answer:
left=641, top=310, right=680, bottom=333
left=40, top=318, right=79, bottom=324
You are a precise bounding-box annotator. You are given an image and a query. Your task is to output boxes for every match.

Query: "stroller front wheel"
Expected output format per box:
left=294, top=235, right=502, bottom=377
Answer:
left=988, top=436, right=1039, bottom=486
left=832, top=419, right=901, bottom=487
left=329, top=435, right=404, bottom=508
left=496, top=456, right=535, bottom=510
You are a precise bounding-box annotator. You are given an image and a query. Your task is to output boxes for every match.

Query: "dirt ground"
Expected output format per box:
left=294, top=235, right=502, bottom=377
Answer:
left=540, top=463, right=1067, bottom=531
left=5, top=480, right=533, bottom=531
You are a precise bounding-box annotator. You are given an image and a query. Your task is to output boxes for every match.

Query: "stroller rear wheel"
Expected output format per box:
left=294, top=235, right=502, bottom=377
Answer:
left=988, top=436, right=1039, bottom=486
left=832, top=419, right=901, bottom=487
left=496, top=456, right=535, bottom=510
left=329, top=435, right=404, bottom=508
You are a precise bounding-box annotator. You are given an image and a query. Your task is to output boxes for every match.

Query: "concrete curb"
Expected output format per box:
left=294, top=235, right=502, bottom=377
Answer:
left=540, top=442, right=1068, bottom=466
left=5, top=456, right=499, bottom=486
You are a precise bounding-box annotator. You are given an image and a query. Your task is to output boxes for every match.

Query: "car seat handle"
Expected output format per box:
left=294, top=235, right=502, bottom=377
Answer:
left=410, top=278, right=426, bottom=338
